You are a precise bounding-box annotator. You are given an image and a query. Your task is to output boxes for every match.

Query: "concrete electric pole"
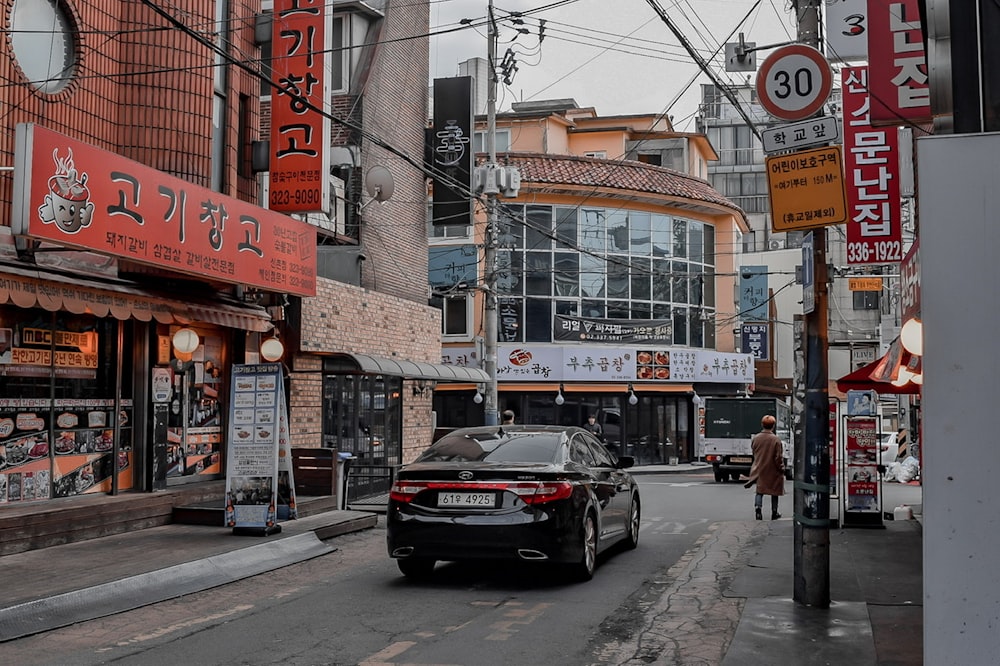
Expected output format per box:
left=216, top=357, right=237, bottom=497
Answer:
left=482, top=0, right=500, bottom=426
left=792, top=0, right=831, bottom=609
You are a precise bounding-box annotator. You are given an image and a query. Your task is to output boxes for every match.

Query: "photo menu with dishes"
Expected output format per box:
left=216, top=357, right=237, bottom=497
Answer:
left=224, top=364, right=282, bottom=531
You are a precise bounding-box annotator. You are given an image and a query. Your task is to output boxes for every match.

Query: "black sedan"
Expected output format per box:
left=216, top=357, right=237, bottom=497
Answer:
left=386, top=424, right=641, bottom=581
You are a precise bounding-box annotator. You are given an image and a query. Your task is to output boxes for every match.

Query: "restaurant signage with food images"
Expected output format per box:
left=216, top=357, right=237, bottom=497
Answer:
left=845, top=416, right=881, bottom=518
left=443, top=344, right=754, bottom=384
left=224, top=364, right=296, bottom=532
left=0, top=398, right=133, bottom=502
left=12, top=124, right=317, bottom=297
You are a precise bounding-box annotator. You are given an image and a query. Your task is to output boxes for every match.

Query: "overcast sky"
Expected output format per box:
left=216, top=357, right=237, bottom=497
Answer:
left=429, top=0, right=798, bottom=132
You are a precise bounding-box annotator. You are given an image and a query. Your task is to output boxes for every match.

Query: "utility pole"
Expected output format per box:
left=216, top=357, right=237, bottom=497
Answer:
left=792, top=0, right=830, bottom=608
left=482, top=0, right=500, bottom=426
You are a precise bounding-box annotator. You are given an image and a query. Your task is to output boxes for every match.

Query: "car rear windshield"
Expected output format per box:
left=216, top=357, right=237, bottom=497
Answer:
left=415, top=432, right=562, bottom=463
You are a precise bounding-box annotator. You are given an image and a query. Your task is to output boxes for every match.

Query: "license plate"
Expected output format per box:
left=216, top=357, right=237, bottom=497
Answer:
left=437, top=492, right=496, bottom=508
left=731, top=457, right=752, bottom=464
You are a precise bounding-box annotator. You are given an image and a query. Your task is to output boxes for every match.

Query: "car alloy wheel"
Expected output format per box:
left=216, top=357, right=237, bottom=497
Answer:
left=625, top=496, right=640, bottom=550
left=571, top=513, right=597, bottom=581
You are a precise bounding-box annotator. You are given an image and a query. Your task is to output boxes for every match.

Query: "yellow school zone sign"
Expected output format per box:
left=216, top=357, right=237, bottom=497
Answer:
left=766, top=145, right=848, bottom=232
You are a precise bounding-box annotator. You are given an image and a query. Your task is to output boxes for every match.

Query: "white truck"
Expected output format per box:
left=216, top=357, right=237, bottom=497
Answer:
left=700, top=397, right=793, bottom=483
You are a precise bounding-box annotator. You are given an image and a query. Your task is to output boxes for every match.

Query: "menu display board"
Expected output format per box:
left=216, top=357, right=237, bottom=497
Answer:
left=0, top=398, right=133, bottom=501
left=224, top=364, right=295, bottom=533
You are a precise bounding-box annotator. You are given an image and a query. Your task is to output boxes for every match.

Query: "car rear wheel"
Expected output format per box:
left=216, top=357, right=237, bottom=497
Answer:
left=397, top=557, right=436, bottom=579
left=570, top=513, right=597, bottom=581
left=624, top=496, right=640, bottom=550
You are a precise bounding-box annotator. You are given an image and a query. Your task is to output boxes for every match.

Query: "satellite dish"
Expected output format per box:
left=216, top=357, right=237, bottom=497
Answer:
left=365, top=166, right=395, bottom=203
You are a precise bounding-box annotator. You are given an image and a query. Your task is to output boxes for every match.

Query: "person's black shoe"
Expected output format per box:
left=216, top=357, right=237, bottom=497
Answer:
left=755, top=508, right=762, bottom=520
left=771, top=512, right=781, bottom=520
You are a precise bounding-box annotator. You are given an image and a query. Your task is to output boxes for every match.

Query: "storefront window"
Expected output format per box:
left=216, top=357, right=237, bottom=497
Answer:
left=163, top=326, right=227, bottom=482
left=0, top=307, right=134, bottom=501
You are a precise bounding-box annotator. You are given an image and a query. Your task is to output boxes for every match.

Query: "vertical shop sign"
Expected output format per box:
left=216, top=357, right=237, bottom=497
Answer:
left=825, top=0, right=868, bottom=63
left=269, top=0, right=331, bottom=214
left=829, top=399, right=839, bottom=499
left=845, top=416, right=883, bottom=526
left=225, top=364, right=295, bottom=534
left=866, top=0, right=930, bottom=125
left=739, top=266, right=769, bottom=321
left=841, top=67, right=904, bottom=266
left=741, top=323, right=769, bottom=360
left=432, top=77, right=473, bottom=226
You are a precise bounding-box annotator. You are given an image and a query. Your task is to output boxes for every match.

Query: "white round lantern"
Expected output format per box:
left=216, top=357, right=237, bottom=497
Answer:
left=900, top=318, right=923, bottom=356
left=260, top=336, right=285, bottom=362
left=172, top=328, right=200, bottom=355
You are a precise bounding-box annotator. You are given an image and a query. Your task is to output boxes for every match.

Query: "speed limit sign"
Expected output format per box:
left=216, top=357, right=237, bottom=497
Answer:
left=755, top=44, right=833, bottom=121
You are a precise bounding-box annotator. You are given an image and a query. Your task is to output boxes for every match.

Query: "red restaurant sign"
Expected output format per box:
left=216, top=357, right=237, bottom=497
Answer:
left=866, top=0, right=931, bottom=126
left=269, top=0, right=331, bottom=214
left=12, top=124, right=316, bottom=297
left=841, top=67, right=904, bottom=266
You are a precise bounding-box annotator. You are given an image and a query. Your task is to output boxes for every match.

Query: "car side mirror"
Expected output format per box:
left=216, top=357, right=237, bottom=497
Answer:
left=616, top=455, right=635, bottom=469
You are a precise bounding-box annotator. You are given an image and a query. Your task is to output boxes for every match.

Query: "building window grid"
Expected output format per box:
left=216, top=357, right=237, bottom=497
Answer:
left=498, top=205, right=717, bottom=347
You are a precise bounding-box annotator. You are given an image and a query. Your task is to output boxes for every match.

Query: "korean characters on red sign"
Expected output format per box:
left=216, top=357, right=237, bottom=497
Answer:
left=841, top=67, right=904, bottom=266
left=865, top=0, right=931, bottom=125
left=269, top=0, right=331, bottom=214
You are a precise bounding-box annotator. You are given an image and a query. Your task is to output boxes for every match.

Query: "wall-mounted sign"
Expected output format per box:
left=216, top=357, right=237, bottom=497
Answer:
left=866, top=0, right=930, bottom=126
left=842, top=67, right=904, bottom=266
left=13, top=124, right=317, bottom=297
left=849, top=277, right=883, bottom=291
left=431, top=77, right=473, bottom=227
left=739, top=266, right=769, bottom=321
left=741, top=323, right=770, bottom=361
left=269, top=0, right=331, bottom=214
left=553, top=314, right=672, bottom=344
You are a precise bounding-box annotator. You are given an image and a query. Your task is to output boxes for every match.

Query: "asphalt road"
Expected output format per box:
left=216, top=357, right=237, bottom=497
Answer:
left=3, top=470, right=899, bottom=666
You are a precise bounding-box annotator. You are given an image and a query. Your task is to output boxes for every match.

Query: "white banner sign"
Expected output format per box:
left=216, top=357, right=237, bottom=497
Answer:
left=442, top=345, right=754, bottom=384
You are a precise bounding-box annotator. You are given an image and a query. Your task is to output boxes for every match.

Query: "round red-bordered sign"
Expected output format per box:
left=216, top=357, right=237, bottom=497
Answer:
left=755, top=44, right=832, bottom=121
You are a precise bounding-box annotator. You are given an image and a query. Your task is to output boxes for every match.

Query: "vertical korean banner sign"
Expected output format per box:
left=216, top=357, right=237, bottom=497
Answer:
left=225, top=364, right=294, bottom=530
left=841, top=67, right=903, bottom=266
left=270, top=0, right=331, bottom=214
left=865, top=0, right=931, bottom=125
left=845, top=416, right=879, bottom=513
left=432, top=77, right=473, bottom=227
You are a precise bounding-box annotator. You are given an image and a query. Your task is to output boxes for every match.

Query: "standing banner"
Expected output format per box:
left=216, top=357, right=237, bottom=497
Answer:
left=224, top=363, right=295, bottom=534
left=844, top=416, right=883, bottom=527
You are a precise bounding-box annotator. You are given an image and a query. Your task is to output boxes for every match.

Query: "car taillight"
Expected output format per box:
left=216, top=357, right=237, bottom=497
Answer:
left=705, top=454, right=719, bottom=462
left=509, top=481, right=574, bottom=504
left=389, top=480, right=428, bottom=503
left=388, top=480, right=574, bottom=505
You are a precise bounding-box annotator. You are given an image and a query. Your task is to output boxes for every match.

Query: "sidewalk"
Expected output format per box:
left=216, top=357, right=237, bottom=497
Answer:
left=0, top=466, right=924, bottom=665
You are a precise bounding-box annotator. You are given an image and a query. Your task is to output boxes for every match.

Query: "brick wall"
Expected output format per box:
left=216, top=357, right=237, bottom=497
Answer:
left=0, top=0, right=261, bottom=221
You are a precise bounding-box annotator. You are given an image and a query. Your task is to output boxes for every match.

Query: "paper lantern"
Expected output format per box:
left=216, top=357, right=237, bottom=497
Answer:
left=172, top=328, right=199, bottom=355
left=260, top=336, right=285, bottom=362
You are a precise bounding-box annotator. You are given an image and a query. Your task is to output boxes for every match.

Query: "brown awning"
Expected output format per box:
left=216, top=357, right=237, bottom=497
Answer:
left=836, top=337, right=921, bottom=395
left=0, top=263, right=272, bottom=332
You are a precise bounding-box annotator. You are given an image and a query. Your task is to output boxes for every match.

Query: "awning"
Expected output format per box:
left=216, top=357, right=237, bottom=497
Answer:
left=323, top=353, right=490, bottom=383
left=836, top=337, right=921, bottom=395
left=0, top=263, right=273, bottom=332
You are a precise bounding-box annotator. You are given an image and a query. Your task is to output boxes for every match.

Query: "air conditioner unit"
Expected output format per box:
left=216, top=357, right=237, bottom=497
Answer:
left=768, top=239, right=783, bottom=250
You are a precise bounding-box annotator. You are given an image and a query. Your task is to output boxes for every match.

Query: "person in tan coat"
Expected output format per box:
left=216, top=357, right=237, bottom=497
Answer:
left=744, top=414, right=786, bottom=520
